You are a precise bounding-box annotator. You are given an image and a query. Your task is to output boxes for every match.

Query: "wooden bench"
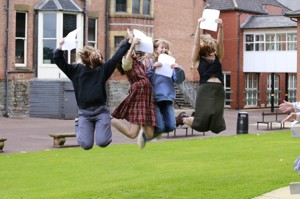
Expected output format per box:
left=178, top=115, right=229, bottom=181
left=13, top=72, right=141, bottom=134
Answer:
left=48, top=133, right=78, bottom=148
left=0, top=138, right=7, bottom=153
left=257, top=111, right=289, bottom=130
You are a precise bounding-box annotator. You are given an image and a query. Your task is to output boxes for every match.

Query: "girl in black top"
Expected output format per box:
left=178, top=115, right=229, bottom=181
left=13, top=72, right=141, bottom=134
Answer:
left=54, top=38, right=131, bottom=150
left=176, top=17, right=226, bottom=134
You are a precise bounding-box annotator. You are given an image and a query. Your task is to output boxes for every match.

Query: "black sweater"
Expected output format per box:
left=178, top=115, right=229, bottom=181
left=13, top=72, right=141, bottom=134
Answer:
left=54, top=41, right=131, bottom=109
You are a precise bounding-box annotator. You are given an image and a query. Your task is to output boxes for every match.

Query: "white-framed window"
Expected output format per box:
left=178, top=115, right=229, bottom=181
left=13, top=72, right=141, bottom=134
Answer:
left=41, top=13, right=57, bottom=64
left=245, top=34, right=254, bottom=51
left=266, top=33, right=275, bottom=51
left=245, top=32, right=297, bottom=52
left=255, top=34, right=264, bottom=51
left=288, top=74, right=297, bottom=102
left=116, top=0, right=127, bottom=12
left=88, top=18, right=97, bottom=48
left=276, top=33, right=286, bottom=51
left=15, top=12, right=27, bottom=67
left=287, top=33, right=297, bottom=50
left=245, top=73, right=258, bottom=107
left=266, top=74, right=280, bottom=106
left=38, top=12, right=83, bottom=78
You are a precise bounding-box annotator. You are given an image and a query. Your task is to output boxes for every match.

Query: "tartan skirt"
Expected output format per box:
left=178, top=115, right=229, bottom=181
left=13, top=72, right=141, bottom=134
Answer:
left=112, top=79, right=156, bottom=126
left=191, top=82, right=226, bottom=134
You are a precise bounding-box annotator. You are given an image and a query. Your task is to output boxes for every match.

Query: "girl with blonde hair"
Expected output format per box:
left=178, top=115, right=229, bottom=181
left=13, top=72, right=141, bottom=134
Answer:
left=139, top=38, right=185, bottom=147
left=176, top=17, right=226, bottom=134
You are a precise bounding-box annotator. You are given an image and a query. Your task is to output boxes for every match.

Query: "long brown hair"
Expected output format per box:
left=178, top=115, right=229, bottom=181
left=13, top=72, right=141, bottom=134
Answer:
left=77, top=46, right=104, bottom=68
left=199, top=34, right=217, bottom=57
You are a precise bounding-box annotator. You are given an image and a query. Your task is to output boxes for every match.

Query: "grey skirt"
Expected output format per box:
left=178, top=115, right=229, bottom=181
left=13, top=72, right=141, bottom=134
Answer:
left=191, top=82, right=226, bottom=134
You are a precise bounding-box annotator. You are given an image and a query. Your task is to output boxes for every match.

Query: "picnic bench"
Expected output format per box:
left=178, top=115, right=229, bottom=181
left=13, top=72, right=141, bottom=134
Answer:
left=256, top=111, right=289, bottom=130
left=167, top=126, right=205, bottom=137
left=0, top=138, right=7, bottom=152
left=48, top=133, right=78, bottom=148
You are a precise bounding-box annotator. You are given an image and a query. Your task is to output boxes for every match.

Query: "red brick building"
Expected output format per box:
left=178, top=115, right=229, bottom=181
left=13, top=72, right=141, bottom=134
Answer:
left=1, top=0, right=298, bottom=118
left=205, top=0, right=296, bottom=110
left=0, top=0, right=203, bottom=117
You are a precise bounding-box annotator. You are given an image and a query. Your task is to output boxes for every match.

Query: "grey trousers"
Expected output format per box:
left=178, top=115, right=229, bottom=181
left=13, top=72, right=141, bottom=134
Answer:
left=75, top=105, right=112, bottom=150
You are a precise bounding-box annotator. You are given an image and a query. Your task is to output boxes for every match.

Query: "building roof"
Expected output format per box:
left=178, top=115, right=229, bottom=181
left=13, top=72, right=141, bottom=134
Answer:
left=35, top=0, right=82, bottom=12
left=241, top=15, right=296, bottom=29
left=285, top=9, right=300, bottom=17
left=205, top=0, right=290, bottom=14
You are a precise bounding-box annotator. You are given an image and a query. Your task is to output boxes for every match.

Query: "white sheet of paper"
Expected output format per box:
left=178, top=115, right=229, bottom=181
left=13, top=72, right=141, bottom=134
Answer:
left=133, top=29, right=153, bottom=53
left=62, top=29, right=79, bottom=51
left=155, top=54, right=175, bottom=77
left=200, top=9, right=220, bottom=32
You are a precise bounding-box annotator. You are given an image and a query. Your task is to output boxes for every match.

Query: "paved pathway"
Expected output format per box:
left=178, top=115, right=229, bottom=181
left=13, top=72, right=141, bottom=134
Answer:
left=0, top=108, right=299, bottom=198
left=1, top=108, right=279, bottom=154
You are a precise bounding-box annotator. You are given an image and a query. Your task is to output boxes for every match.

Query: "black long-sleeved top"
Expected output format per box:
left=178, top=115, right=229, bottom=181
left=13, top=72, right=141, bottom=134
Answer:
left=54, top=41, right=131, bottom=109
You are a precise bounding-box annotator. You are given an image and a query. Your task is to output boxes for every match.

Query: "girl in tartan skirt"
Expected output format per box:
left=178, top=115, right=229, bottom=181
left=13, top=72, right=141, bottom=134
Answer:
left=111, top=30, right=156, bottom=149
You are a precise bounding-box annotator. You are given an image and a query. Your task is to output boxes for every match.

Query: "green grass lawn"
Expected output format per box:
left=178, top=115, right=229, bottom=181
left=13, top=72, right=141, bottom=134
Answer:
left=1, top=131, right=300, bottom=199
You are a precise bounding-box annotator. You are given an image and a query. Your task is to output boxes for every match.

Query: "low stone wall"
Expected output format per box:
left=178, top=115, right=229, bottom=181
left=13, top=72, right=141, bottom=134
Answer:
left=0, top=79, right=197, bottom=118
left=0, top=80, right=30, bottom=117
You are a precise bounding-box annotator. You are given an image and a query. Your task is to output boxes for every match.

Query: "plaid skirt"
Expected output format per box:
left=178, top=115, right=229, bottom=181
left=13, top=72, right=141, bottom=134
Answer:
left=192, top=82, right=226, bottom=134
left=112, top=79, right=156, bottom=126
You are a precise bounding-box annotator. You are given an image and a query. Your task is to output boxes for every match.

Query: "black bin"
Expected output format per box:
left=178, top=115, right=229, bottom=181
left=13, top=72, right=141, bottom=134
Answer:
left=236, top=112, right=248, bottom=134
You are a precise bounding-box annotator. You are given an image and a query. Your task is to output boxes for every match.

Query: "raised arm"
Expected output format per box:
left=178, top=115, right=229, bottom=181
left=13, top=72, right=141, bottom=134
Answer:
left=53, top=39, right=77, bottom=79
left=191, top=18, right=204, bottom=67
left=216, top=19, right=224, bottom=62
left=122, top=37, right=140, bottom=72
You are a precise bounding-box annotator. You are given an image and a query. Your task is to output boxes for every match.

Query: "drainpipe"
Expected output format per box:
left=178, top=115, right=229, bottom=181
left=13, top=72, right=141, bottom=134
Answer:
left=237, top=12, right=241, bottom=110
left=83, top=0, right=86, bottom=46
left=4, top=0, right=10, bottom=117
left=105, top=0, right=109, bottom=61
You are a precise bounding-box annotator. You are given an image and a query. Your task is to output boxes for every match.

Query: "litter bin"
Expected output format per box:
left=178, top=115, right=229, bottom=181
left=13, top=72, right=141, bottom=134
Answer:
left=236, top=112, right=248, bottom=134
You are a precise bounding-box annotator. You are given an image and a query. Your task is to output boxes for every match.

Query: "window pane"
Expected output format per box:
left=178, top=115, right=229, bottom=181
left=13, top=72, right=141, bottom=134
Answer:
left=246, top=43, right=253, bottom=51
left=43, top=40, right=56, bottom=64
left=132, top=0, right=140, bottom=14
left=16, top=13, right=26, bottom=37
left=43, top=13, right=56, bottom=38
left=287, top=33, right=297, bottom=51
left=88, top=18, right=96, bottom=41
left=255, top=43, right=264, bottom=51
left=246, top=34, right=253, bottom=42
left=143, top=0, right=150, bottom=15
left=266, top=34, right=275, bottom=42
left=63, top=14, right=77, bottom=37
left=115, top=36, right=125, bottom=49
left=266, top=43, right=275, bottom=51
left=116, top=0, right=127, bottom=12
left=15, top=39, right=24, bottom=64
left=255, top=34, right=264, bottom=41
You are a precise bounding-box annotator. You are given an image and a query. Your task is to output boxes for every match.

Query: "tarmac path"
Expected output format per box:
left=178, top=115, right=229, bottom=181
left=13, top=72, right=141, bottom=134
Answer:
left=0, top=108, right=290, bottom=154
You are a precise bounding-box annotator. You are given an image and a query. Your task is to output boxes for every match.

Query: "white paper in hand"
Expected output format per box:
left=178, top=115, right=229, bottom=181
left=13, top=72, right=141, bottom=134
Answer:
left=155, top=54, right=175, bottom=78
left=62, top=29, right=79, bottom=51
left=133, top=29, right=153, bottom=53
left=200, top=9, right=220, bottom=32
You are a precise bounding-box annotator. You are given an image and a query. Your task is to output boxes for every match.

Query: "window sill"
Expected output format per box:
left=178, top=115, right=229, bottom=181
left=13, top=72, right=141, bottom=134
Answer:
left=110, top=13, right=154, bottom=20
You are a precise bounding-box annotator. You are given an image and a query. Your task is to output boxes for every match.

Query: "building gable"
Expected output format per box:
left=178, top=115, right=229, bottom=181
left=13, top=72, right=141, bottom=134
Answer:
left=35, top=0, right=82, bottom=12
